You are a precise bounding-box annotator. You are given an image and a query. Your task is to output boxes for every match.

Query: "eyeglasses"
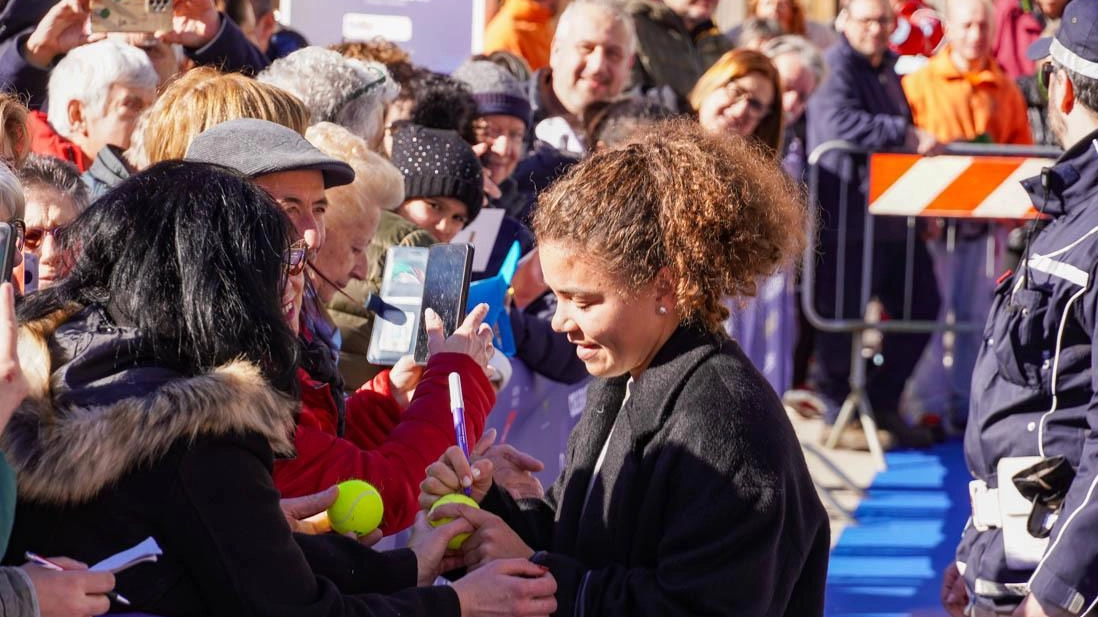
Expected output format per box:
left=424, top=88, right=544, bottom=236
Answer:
left=473, top=120, right=526, bottom=144
left=283, top=239, right=308, bottom=276
left=849, top=15, right=893, bottom=29
left=23, top=226, right=62, bottom=251
left=6, top=219, right=24, bottom=251
left=1038, top=62, right=1058, bottom=96
left=725, top=83, right=771, bottom=120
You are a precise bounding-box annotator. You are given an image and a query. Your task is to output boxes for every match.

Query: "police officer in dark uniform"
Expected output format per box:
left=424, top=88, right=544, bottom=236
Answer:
left=942, top=3, right=1098, bottom=616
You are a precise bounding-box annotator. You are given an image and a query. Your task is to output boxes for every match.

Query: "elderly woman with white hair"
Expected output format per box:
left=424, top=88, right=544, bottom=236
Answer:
left=303, top=122, right=412, bottom=389
left=27, top=40, right=157, bottom=172
left=258, top=46, right=399, bottom=151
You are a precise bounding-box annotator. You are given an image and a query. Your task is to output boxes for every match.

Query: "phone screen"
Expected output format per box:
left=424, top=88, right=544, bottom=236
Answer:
left=413, top=243, right=473, bottom=364
left=90, top=0, right=172, bottom=32
left=367, top=246, right=429, bottom=365
left=0, top=223, right=16, bottom=284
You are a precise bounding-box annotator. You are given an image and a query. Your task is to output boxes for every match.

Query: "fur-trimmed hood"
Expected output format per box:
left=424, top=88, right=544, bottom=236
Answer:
left=3, top=306, right=299, bottom=505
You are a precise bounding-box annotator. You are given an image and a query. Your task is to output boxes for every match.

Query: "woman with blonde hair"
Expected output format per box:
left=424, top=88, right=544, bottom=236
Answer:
left=689, top=49, right=785, bottom=154
left=0, top=94, right=28, bottom=169
left=131, top=67, right=310, bottom=168
left=304, top=123, right=409, bottom=388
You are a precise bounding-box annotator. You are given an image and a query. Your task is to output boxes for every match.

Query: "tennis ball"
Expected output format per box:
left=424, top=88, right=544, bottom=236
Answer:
left=428, top=493, right=480, bottom=550
left=327, top=480, right=383, bottom=536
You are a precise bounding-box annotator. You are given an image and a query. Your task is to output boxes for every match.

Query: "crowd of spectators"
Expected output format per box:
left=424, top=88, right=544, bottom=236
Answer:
left=0, top=0, right=1086, bottom=616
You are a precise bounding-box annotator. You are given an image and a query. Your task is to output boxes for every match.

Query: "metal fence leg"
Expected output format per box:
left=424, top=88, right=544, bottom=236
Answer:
left=823, top=330, right=888, bottom=471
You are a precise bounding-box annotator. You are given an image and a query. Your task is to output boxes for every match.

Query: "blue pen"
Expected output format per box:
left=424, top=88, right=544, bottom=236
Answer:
left=448, top=372, right=472, bottom=496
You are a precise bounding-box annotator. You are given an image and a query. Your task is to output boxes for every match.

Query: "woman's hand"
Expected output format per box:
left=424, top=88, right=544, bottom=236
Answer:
left=451, top=558, right=557, bottom=617
left=483, top=444, right=544, bottom=501
left=156, top=0, right=222, bottom=48
left=387, top=355, right=424, bottom=409
left=21, top=559, right=115, bottom=617
left=425, top=304, right=494, bottom=375
left=0, top=283, right=27, bottom=434
left=939, top=562, right=968, bottom=617
left=279, top=486, right=383, bottom=546
left=420, top=430, right=498, bottom=509
left=428, top=502, right=533, bottom=571
left=407, top=511, right=473, bottom=586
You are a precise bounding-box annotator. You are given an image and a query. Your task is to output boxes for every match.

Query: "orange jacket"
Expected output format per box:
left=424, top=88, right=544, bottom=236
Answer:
left=484, top=0, right=553, bottom=72
left=902, top=46, right=1033, bottom=145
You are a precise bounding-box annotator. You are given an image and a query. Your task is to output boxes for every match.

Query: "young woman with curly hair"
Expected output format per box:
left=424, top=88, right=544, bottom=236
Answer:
left=420, top=118, right=830, bottom=617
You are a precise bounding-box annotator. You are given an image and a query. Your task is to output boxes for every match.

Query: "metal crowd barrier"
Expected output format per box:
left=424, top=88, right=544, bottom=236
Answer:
left=802, top=141, right=1062, bottom=472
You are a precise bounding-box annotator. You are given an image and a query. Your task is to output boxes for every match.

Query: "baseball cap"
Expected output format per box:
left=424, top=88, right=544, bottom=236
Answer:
left=1027, top=0, right=1098, bottom=81
left=185, top=118, right=355, bottom=189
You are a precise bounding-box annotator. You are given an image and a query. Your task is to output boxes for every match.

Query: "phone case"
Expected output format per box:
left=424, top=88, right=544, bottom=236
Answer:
left=413, top=243, right=474, bottom=364
left=0, top=223, right=16, bottom=284
left=366, top=247, right=429, bottom=366
left=91, top=0, right=172, bottom=33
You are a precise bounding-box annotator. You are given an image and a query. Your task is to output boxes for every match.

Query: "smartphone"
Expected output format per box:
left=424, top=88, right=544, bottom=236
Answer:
left=20, top=252, right=37, bottom=294
left=366, top=246, right=429, bottom=366
left=0, top=223, right=16, bottom=284
left=413, top=243, right=474, bottom=364
left=91, top=0, right=172, bottom=33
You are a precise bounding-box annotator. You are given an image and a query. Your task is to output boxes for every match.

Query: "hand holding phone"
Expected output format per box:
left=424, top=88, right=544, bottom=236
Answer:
left=413, top=244, right=474, bottom=364
left=422, top=303, right=494, bottom=373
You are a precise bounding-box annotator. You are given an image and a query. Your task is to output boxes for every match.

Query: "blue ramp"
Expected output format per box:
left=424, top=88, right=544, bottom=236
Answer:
left=826, top=442, right=970, bottom=617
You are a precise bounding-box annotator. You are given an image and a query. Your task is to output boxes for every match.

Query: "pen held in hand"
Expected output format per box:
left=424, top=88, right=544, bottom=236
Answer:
left=24, top=552, right=132, bottom=606
left=448, top=372, right=472, bottom=497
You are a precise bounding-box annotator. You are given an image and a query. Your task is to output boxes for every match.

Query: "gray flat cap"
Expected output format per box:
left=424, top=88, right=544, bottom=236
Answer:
left=184, top=118, right=354, bottom=188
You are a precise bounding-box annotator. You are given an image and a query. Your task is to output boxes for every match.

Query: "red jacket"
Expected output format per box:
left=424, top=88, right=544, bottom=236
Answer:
left=26, top=110, right=91, bottom=172
left=274, top=353, right=494, bottom=534
left=992, top=0, right=1044, bottom=79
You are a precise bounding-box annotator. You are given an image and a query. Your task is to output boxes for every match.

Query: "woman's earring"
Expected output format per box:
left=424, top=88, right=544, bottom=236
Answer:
left=657, top=306, right=668, bottom=315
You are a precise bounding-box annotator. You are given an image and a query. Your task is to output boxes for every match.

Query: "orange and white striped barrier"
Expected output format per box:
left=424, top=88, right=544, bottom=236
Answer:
left=868, top=153, right=1056, bottom=219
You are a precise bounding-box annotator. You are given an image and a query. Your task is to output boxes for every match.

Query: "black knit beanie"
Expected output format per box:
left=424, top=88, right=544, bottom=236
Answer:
left=390, top=123, right=484, bottom=223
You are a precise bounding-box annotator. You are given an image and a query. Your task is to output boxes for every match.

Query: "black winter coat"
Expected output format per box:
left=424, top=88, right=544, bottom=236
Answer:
left=483, top=325, right=830, bottom=617
left=2, top=306, right=459, bottom=617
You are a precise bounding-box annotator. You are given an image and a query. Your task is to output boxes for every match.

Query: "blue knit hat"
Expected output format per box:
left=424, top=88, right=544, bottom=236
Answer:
left=452, top=60, right=531, bottom=127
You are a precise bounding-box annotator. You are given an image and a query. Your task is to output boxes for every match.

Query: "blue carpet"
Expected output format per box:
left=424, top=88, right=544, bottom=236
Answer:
left=826, top=441, right=970, bottom=617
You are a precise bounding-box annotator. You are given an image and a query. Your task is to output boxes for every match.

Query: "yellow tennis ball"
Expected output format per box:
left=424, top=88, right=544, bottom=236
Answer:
left=428, top=493, right=480, bottom=550
left=327, top=480, right=384, bottom=536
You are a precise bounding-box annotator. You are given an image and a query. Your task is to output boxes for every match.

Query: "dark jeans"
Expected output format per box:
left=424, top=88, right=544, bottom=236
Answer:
left=810, top=234, right=941, bottom=423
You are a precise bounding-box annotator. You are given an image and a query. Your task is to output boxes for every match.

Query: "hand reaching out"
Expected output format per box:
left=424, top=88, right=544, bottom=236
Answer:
left=0, top=283, right=27, bottom=434
left=24, top=0, right=91, bottom=68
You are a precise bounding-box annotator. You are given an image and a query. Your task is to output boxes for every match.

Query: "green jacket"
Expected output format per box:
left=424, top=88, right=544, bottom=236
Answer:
left=626, top=0, right=733, bottom=109
left=327, top=211, right=435, bottom=390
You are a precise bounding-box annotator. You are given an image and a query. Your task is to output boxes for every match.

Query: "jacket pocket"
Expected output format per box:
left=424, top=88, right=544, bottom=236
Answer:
left=991, top=286, right=1051, bottom=391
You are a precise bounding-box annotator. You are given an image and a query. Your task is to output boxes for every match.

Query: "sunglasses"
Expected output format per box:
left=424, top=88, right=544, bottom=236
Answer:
left=23, top=226, right=63, bottom=251
left=283, top=240, right=308, bottom=276
left=1038, top=62, right=1057, bottom=96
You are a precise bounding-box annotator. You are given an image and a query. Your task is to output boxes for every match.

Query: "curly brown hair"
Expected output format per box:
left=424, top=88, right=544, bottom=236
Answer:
left=532, top=118, right=806, bottom=333
left=331, top=39, right=411, bottom=67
